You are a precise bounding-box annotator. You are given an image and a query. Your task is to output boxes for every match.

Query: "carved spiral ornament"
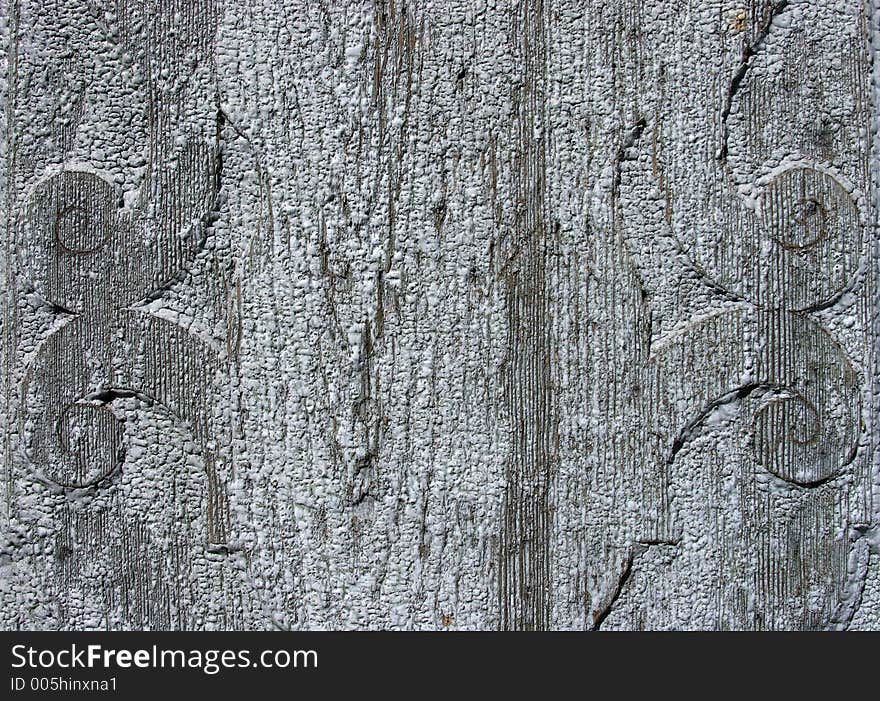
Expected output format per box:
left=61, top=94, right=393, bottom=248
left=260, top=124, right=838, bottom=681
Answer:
left=660, top=165, right=864, bottom=489
left=21, top=171, right=131, bottom=488
left=753, top=167, right=862, bottom=311
left=20, top=138, right=223, bottom=502
left=750, top=370, right=859, bottom=488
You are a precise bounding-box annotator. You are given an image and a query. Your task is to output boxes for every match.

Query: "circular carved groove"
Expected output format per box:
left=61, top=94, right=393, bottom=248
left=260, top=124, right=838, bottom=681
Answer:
left=751, top=388, right=856, bottom=488
left=53, top=204, right=110, bottom=255
left=776, top=197, right=827, bottom=250
left=49, top=403, right=123, bottom=488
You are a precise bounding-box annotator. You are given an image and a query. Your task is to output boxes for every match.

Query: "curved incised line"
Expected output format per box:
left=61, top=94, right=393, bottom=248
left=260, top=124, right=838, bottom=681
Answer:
left=667, top=383, right=766, bottom=467
left=755, top=393, right=821, bottom=447
left=774, top=197, right=828, bottom=251
left=43, top=387, right=206, bottom=490
left=717, top=0, right=791, bottom=163
left=666, top=381, right=857, bottom=489
left=613, top=118, right=748, bottom=305
left=136, top=128, right=224, bottom=305
left=53, top=204, right=110, bottom=256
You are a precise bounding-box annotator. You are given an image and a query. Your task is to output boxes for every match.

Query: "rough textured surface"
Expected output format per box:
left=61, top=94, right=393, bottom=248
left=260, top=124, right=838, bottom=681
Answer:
left=1, top=0, right=878, bottom=631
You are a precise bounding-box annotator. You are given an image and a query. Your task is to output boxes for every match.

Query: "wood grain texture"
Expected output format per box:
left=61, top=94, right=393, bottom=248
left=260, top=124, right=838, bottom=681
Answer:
left=0, top=0, right=878, bottom=631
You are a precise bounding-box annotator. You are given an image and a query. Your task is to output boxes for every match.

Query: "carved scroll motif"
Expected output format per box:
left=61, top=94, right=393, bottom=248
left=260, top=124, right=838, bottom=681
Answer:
left=609, top=1, right=871, bottom=629
left=19, top=138, right=229, bottom=547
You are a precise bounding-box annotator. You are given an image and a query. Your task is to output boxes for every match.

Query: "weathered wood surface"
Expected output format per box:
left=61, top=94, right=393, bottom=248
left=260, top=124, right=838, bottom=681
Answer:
left=1, top=0, right=878, bottom=630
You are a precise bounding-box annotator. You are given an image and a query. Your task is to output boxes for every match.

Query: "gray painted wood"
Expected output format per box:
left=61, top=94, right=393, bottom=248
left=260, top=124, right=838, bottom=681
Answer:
left=1, top=0, right=878, bottom=630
